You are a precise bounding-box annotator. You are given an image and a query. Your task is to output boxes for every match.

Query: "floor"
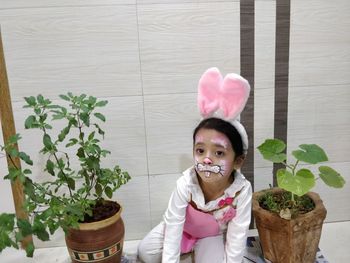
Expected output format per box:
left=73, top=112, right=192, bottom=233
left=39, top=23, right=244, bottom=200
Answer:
left=0, top=221, right=349, bottom=262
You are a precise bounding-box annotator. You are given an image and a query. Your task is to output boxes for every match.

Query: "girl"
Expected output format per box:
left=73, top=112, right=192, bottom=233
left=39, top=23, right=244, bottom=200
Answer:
left=138, top=68, right=252, bottom=263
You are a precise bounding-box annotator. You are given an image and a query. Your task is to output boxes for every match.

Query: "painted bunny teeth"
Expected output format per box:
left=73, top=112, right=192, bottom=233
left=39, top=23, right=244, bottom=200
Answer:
left=196, top=163, right=221, bottom=173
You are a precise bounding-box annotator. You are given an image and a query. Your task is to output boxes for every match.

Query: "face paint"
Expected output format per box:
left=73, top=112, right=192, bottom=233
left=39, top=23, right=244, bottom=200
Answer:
left=193, top=129, right=236, bottom=181
left=210, top=133, right=231, bottom=150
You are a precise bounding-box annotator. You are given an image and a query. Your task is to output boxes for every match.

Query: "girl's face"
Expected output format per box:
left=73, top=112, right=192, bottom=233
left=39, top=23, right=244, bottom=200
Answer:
left=194, top=128, right=241, bottom=183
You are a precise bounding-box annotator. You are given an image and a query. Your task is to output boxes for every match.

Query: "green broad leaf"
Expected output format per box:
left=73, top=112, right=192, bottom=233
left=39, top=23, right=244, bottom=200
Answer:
left=94, top=113, right=106, bottom=122
left=52, top=112, right=65, bottom=120
left=59, top=94, right=70, bottom=101
left=80, top=112, right=90, bottom=127
left=24, top=96, right=36, bottom=106
left=23, top=169, right=32, bottom=174
left=8, top=134, right=21, bottom=144
left=46, top=159, right=55, bottom=176
left=58, top=126, right=70, bottom=142
left=66, top=138, right=78, bottom=147
left=94, top=124, right=105, bottom=137
left=25, top=242, right=35, bottom=257
left=292, top=144, right=328, bottom=164
left=5, top=167, right=21, bottom=181
left=48, top=221, right=59, bottom=235
left=257, top=139, right=286, bottom=163
left=33, top=223, right=50, bottom=242
left=105, top=186, right=113, bottom=199
left=86, top=156, right=100, bottom=170
left=43, top=134, right=54, bottom=150
left=0, top=213, right=15, bottom=231
left=76, top=147, right=85, bottom=158
left=17, top=219, right=32, bottom=236
left=8, top=148, right=19, bottom=157
left=37, top=94, right=45, bottom=104
left=67, top=177, right=75, bottom=190
left=319, top=166, right=346, bottom=188
left=18, top=152, right=33, bottom=165
left=39, top=113, right=48, bottom=123
left=24, top=115, right=36, bottom=129
left=277, top=168, right=315, bottom=196
left=95, top=100, right=108, bottom=107
left=95, top=183, right=103, bottom=196
left=88, top=96, right=97, bottom=105
left=88, top=131, right=95, bottom=141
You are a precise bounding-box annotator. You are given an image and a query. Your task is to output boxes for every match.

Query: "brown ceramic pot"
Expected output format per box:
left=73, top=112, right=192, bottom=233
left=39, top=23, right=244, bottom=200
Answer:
left=65, top=203, right=124, bottom=263
left=252, top=188, right=327, bottom=263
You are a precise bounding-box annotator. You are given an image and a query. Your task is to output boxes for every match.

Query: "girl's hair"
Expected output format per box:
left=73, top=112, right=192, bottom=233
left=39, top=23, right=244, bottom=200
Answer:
left=193, top=117, right=244, bottom=157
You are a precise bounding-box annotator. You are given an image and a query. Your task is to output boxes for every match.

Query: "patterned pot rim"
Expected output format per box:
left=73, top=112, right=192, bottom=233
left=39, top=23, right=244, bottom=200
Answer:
left=78, top=202, right=123, bottom=231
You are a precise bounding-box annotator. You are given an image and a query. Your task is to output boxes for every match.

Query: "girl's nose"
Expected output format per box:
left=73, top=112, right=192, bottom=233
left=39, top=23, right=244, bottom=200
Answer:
left=203, top=157, right=212, bottom=164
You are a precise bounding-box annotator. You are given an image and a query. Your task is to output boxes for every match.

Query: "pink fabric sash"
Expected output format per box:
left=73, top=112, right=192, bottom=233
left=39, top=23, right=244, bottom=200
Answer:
left=180, top=204, right=220, bottom=253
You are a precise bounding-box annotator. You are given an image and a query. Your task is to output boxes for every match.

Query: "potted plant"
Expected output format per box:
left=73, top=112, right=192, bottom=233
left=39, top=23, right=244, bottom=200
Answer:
left=0, top=93, right=130, bottom=262
left=253, top=138, right=346, bottom=263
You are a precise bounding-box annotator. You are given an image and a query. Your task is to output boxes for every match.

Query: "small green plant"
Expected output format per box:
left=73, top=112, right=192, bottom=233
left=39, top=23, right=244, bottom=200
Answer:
left=257, top=138, right=345, bottom=218
left=0, top=93, right=130, bottom=256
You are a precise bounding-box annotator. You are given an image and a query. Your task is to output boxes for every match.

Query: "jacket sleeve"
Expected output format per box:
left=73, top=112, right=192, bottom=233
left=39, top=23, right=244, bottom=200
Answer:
left=162, top=177, right=189, bottom=263
left=223, top=181, right=252, bottom=263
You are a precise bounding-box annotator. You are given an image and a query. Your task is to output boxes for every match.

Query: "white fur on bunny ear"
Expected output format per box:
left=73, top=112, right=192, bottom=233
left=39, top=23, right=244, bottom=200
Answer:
left=197, top=67, right=223, bottom=117
left=220, top=73, right=250, bottom=120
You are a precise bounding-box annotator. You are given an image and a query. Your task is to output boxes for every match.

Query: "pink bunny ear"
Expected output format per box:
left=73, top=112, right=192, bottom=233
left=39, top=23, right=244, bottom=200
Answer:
left=220, top=73, right=250, bottom=119
left=197, top=67, right=222, bottom=117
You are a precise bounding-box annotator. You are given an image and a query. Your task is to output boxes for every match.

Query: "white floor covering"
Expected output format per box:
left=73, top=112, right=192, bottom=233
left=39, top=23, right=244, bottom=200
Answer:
left=0, top=221, right=349, bottom=263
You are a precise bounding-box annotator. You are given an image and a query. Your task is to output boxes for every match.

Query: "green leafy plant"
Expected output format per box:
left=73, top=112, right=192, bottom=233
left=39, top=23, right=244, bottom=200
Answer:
left=257, top=138, right=345, bottom=218
left=0, top=93, right=130, bottom=256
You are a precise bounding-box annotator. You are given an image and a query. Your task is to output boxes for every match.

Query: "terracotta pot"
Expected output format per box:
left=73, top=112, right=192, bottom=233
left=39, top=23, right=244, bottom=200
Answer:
left=65, top=203, right=125, bottom=263
left=252, top=188, right=327, bottom=263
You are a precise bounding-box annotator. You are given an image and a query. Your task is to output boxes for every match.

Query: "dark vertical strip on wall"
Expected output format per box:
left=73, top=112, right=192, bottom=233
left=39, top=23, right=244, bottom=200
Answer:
left=273, top=0, right=291, bottom=186
left=240, top=0, right=255, bottom=191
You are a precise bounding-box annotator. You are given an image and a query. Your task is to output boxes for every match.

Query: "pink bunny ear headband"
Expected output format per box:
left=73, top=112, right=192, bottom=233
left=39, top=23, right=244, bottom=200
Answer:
left=198, top=67, right=250, bottom=154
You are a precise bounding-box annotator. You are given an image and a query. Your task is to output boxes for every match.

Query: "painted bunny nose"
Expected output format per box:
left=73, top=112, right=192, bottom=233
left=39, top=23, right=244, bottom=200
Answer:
left=203, top=157, right=212, bottom=164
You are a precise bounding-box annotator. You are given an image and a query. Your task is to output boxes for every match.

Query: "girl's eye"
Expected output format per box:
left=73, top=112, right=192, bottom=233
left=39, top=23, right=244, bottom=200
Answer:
left=196, top=148, right=204, bottom=154
left=216, top=151, right=224, bottom=157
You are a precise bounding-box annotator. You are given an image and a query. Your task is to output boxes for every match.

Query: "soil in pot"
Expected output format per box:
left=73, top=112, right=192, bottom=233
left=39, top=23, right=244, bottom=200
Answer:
left=259, top=190, right=315, bottom=219
left=83, top=200, right=120, bottom=223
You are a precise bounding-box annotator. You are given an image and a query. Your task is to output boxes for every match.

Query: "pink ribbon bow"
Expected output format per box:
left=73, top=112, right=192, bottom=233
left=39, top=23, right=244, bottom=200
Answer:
left=218, top=197, right=234, bottom=207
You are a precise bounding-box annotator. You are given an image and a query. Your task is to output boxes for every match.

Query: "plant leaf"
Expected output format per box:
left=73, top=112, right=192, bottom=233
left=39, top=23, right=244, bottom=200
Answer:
left=105, top=186, right=113, bottom=199
left=292, top=144, right=328, bottom=164
left=24, top=96, right=36, bottom=107
left=25, top=242, right=35, bottom=257
left=59, top=94, right=70, bottom=101
left=24, top=115, right=36, bottom=129
left=95, top=100, right=108, bottom=107
left=319, top=166, right=346, bottom=188
left=18, top=152, right=33, bottom=165
left=257, top=139, right=286, bottom=163
left=46, top=159, right=55, bottom=176
left=43, top=134, right=54, bottom=151
left=277, top=168, right=315, bottom=196
left=94, top=113, right=106, bottom=122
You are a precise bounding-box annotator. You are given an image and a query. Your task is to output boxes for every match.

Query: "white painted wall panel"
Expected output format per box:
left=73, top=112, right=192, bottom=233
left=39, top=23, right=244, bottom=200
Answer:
left=144, top=93, right=198, bottom=175
left=0, top=5, right=141, bottom=101
left=287, top=84, right=350, bottom=164
left=289, top=0, right=350, bottom=87
left=137, top=2, right=240, bottom=95
left=0, top=0, right=135, bottom=9
left=254, top=1, right=275, bottom=180
left=149, top=173, right=182, bottom=227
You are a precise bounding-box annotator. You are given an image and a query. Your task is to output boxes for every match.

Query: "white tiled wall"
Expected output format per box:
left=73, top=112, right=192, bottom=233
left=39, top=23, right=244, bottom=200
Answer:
left=0, top=0, right=349, bottom=247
